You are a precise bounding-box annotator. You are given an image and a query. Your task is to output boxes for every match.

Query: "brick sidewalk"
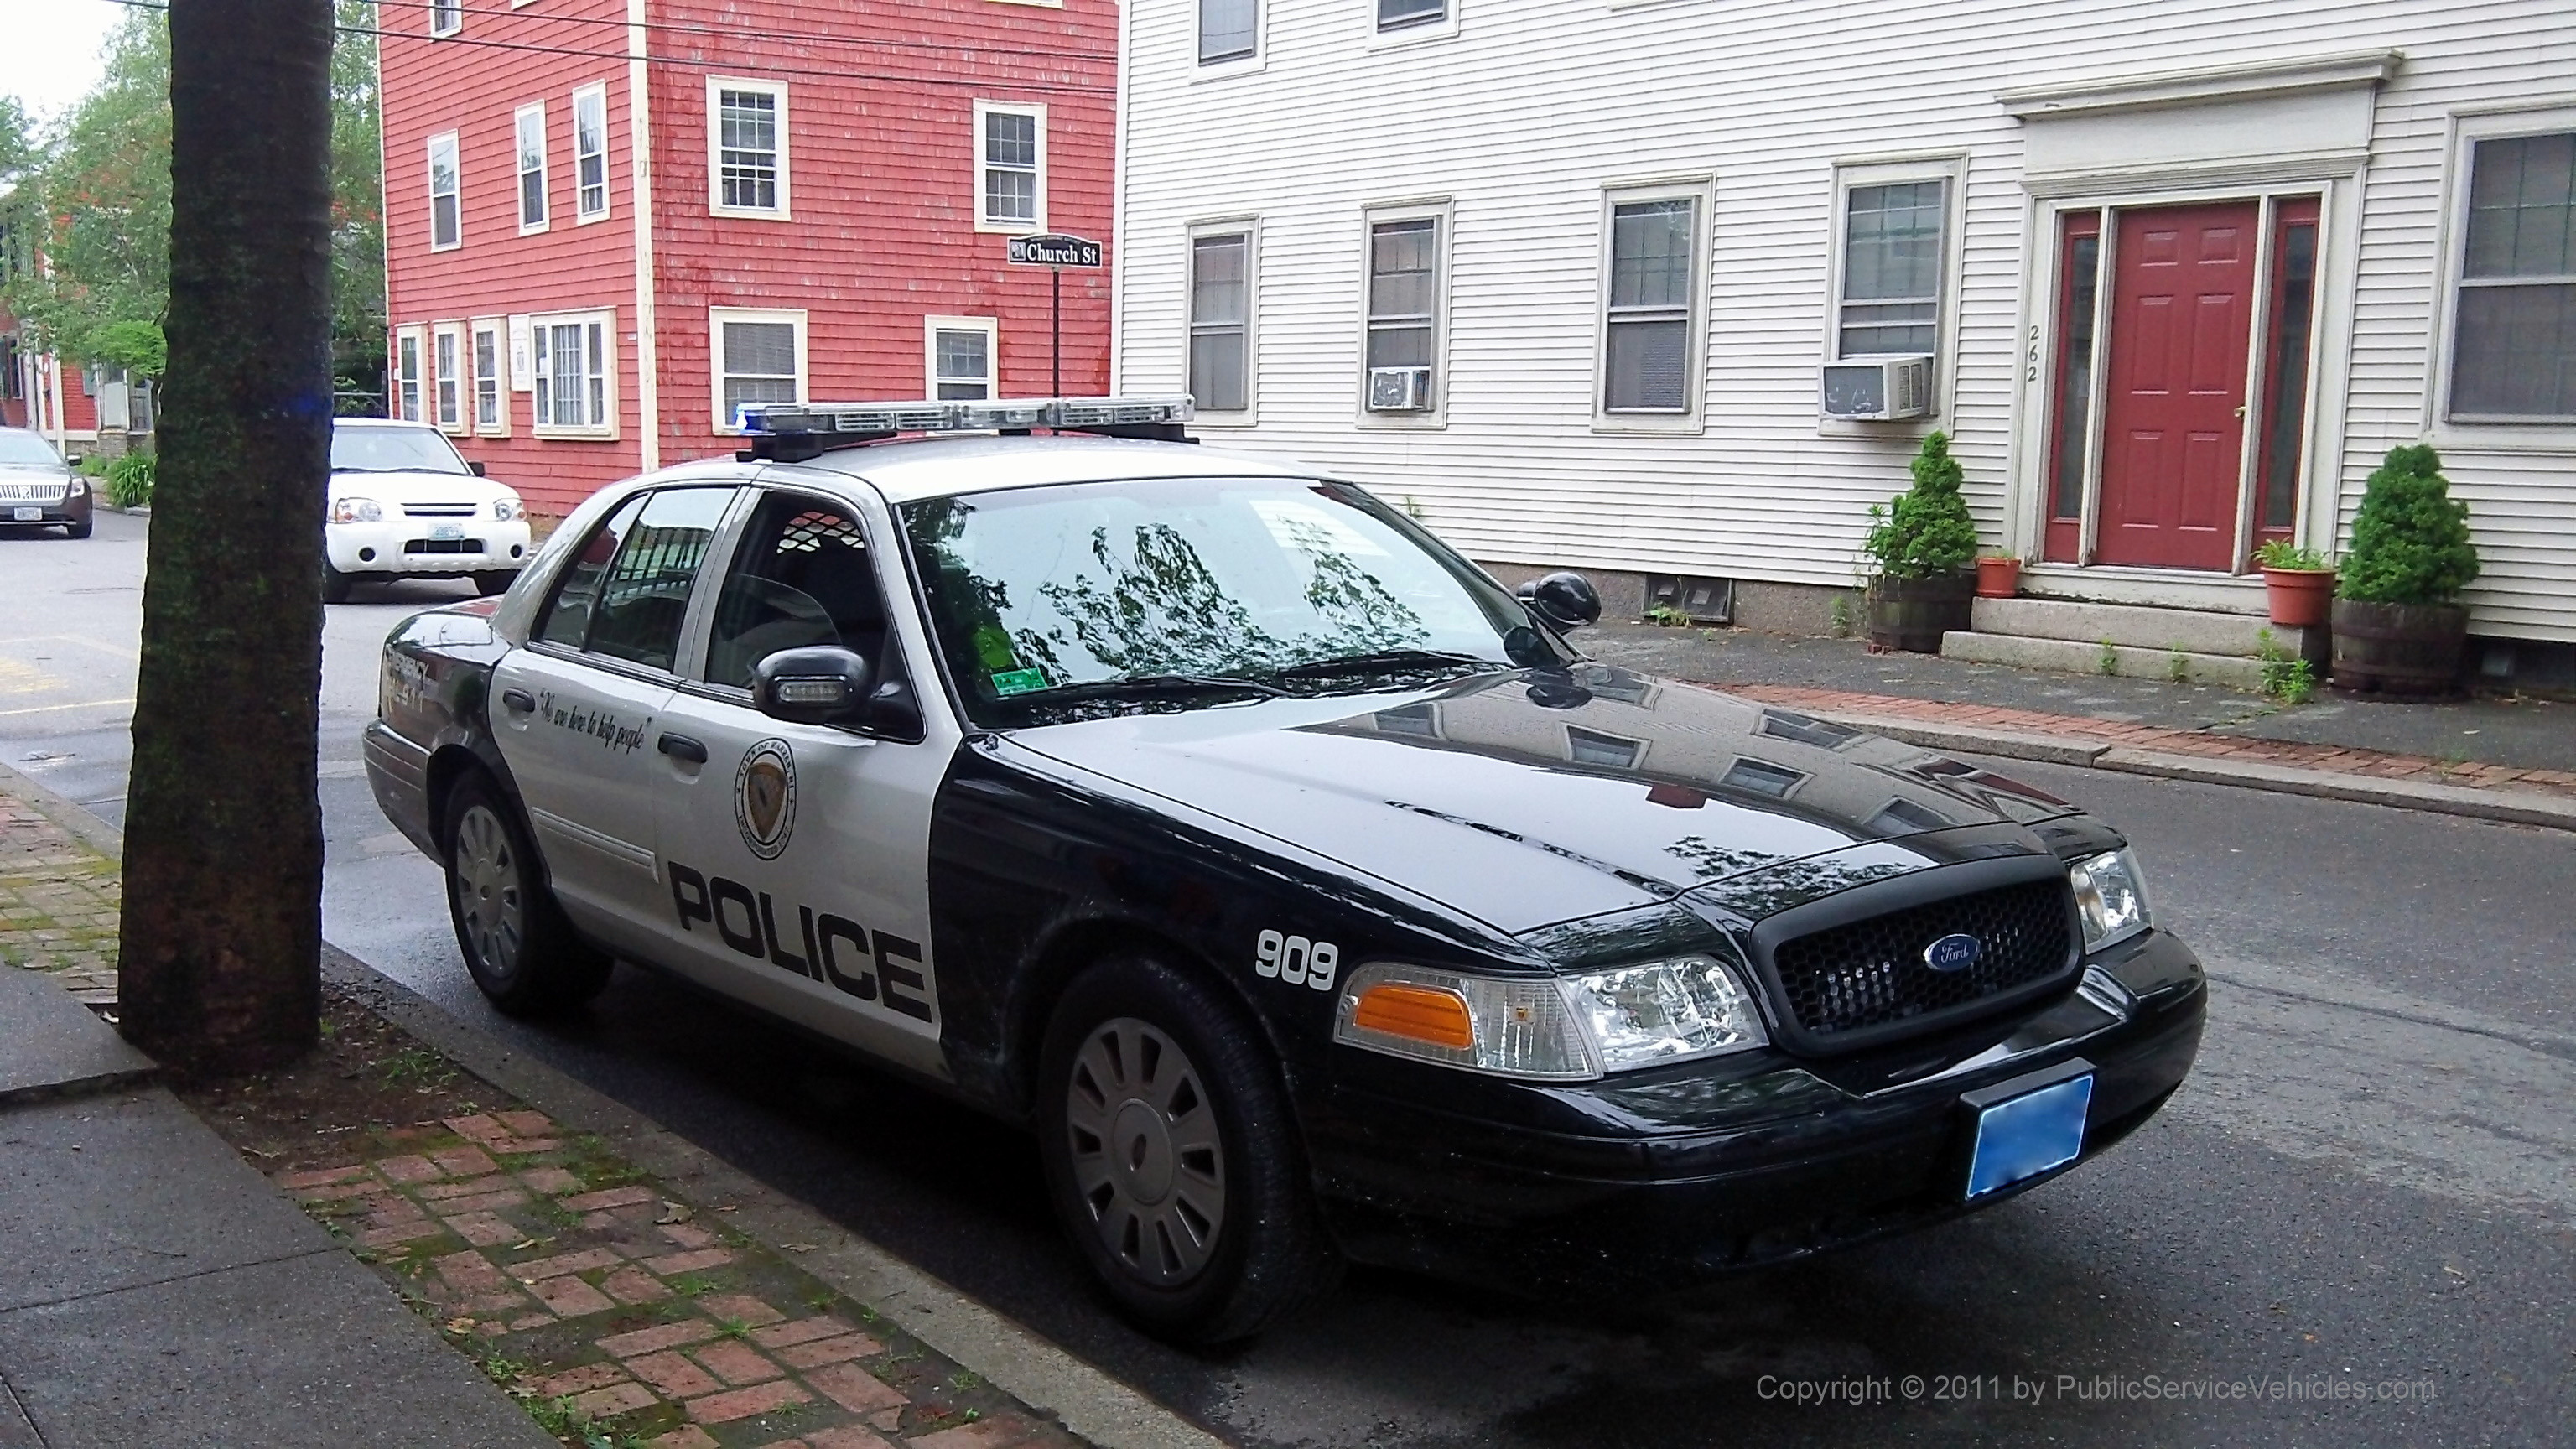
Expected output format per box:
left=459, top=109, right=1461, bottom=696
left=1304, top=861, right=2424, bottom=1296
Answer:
left=1728, top=683, right=2576, bottom=802
left=0, top=789, right=120, bottom=1007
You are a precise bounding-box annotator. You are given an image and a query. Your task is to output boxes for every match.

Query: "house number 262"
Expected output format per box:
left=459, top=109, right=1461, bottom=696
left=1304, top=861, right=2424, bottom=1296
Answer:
left=1254, top=929, right=1338, bottom=991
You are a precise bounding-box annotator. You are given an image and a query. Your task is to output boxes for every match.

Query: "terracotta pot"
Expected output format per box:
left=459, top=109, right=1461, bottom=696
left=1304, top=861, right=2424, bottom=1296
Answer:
left=2329, top=599, right=2470, bottom=699
left=1975, top=556, right=2022, bottom=600
left=2260, top=567, right=2336, bottom=628
left=1866, top=571, right=1976, bottom=653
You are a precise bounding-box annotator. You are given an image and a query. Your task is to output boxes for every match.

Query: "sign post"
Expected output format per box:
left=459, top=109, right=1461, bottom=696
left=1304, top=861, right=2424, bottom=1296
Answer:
left=1006, top=233, right=1104, bottom=398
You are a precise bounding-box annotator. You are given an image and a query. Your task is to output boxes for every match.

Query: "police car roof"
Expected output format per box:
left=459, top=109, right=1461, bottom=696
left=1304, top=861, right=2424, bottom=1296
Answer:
left=780, top=432, right=1322, bottom=505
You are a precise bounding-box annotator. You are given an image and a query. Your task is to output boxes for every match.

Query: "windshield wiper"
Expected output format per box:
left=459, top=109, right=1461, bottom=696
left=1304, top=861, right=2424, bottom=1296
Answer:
left=1265, top=648, right=1495, bottom=680
left=1024, top=673, right=1287, bottom=704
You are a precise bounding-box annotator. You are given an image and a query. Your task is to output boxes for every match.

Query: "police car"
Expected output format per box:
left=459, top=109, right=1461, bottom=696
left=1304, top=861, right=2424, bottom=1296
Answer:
left=363, top=396, right=2206, bottom=1343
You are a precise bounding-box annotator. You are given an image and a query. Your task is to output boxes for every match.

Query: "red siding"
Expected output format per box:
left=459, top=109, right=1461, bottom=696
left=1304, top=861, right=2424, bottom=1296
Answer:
left=381, top=0, right=1119, bottom=517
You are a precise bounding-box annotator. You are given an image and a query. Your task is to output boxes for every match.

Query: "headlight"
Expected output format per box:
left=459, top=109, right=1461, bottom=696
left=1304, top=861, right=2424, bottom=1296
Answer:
left=65, top=475, right=88, bottom=496
left=1332, top=954, right=1766, bottom=1081
left=492, top=495, right=523, bottom=522
left=330, top=496, right=382, bottom=524
left=2070, top=849, right=2152, bottom=953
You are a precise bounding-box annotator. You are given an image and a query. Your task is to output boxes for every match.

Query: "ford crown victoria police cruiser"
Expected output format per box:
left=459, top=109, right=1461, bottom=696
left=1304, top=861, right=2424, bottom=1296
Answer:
left=363, top=397, right=2206, bottom=1343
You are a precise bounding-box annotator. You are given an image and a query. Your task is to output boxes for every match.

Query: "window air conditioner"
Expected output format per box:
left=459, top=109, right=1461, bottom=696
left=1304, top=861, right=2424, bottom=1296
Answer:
left=1367, top=366, right=1433, bottom=413
left=1819, top=355, right=1931, bottom=421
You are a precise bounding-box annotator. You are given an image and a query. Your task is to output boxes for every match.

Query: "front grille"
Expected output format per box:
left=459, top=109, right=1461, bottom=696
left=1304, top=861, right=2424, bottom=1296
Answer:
left=1767, top=878, right=2076, bottom=1043
left=402, top=538, right=486, bottom=554
left=0, top=483, right=66, bottom=502
left=402, top=503, right=477, bottom=517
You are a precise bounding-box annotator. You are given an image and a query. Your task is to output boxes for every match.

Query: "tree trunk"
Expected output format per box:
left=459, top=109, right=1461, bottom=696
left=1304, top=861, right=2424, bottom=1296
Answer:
left=117, top=0, right=335, bottom=1075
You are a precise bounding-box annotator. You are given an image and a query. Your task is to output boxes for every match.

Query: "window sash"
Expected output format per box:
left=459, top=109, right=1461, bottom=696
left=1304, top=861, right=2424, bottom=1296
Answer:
left=717, top=90, right=781, bottom=212
left=430, top=0, right=459, bottom=37
left=517, top=106, right=548, bottom=230
left=1188, top=233, right=1251, bottom=413
left=574, top=89, right=609, bottom=219
left=532, top=319, right=609, bottom=432
left=1603, top=199, right=1696, bottom=413
left=980, top=111, right=1040, bottom=226
left=1366, top=218, right=1439, bottom=373
left=2451, top=132, right=2576, bottom=420
left=932, top=328, right=993, bottom=400
left=719, top=319, right=801, bottom=425
left=396, top=334, right=423, bottom=422
left=1198, top=0, right=1256, bottom=64
left=472, top=325, right=502, bottom=429
left=1838, top=179, right=1946, bottom=357
left=1378, top=0, right=1445, bottom=30
left=428, top=135, right=460, bottom=250
left=433, top=330, right=461, bottom=427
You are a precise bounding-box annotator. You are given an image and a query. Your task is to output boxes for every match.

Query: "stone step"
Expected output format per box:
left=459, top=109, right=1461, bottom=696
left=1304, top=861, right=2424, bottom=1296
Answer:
left=1971, top=595, right=2323, bottom=660
left=1940, top=631, right=2277, bottom=692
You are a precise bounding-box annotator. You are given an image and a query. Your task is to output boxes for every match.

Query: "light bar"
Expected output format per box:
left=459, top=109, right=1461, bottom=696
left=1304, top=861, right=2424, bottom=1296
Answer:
left=739, top=395, right=1194, bottom=438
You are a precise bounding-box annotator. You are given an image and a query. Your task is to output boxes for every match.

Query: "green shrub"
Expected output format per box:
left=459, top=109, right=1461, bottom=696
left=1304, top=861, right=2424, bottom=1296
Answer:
left=1862, top=432, right=1980, bottom=579
left=106, top=451, right=155, bottom=509
left=2337, top=444, right=2477, bottom=605
left=2252, top=538, right=2328, bottom=571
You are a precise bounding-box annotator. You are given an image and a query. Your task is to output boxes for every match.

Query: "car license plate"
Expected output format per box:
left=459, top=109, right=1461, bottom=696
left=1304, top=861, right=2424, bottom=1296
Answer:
left=431, top=523, right=465, bottom=540
left=12, top=506, right=39, bottom=522
left=1963, top=1064, right=2093, bottom=1198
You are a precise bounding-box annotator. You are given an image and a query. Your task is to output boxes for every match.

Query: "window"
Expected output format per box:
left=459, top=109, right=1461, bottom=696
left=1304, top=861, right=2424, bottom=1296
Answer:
left=1836, top=177, right=1949, bottom=357
left=926, top=316, right=997, bottom=400
left=708, top=79, right=788, bottom=217
left=2449, top=129, right=2576, bottom=421
left=515, top=102, right=549, bottom=233
left=1199, top=0, right=1258, bottom=65
left=1363, top=210, right=1443, bottom=416
left=541, top=489, right=735, bottom=673
left=394, top=327, right=424, bottom=422
left=427, top=132, right=460, bottom=251
left=432, top=323, right=464, bottom=431
left=974, top=102, right=1046, bottom=232
left=1720, top=758, right=1805, bottom=798
left=1378, top=0, right=1445, bottom=31
left=1602, top=195, right=1701, bottom=413
left=712, top=307, right=805, bottom=429
left=2045, top=212, right=2103, bottom=536
left=1566, top=727, right=1644, bottom=769
left=471, top=318, right=506, bottom=434
left=573, top=84, right=610, bottom=221
left=531, top=310, right=614, bottom=435
left=430, top=0, right=460, bottom=37
left=705, top=493, right=893, bottom=693
left=2257, top=199, right=2322, bottom=538
left=1187, top=227, right=1254, bottom=416
left=538, top=495, right=649, bottom=651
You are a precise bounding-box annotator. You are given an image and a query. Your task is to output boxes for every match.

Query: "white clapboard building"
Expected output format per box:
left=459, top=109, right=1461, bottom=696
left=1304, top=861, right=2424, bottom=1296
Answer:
left=1110, top=0, right=2576, bottom=680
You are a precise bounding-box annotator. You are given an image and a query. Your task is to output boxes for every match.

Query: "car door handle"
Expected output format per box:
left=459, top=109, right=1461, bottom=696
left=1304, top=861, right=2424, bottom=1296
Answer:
left=658, top=732, right=708, bottom=764
left=500, top=688, right=536, bottom=713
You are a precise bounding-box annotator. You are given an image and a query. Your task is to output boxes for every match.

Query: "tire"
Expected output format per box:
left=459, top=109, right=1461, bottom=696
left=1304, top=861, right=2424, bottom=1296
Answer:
left=475, top=569, right=519, bottom=598
left=63, top=514, right=93, bottom=539
left=440, top=774, right=612, bottom=1015
left=322, top=558, right=355, bottom=605
left=1037, top=952, right=1340, bottom=1343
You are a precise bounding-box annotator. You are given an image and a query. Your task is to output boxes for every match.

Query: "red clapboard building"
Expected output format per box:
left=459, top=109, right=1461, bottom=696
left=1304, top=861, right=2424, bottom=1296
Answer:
left=378, top=0, right=1117, bottom=518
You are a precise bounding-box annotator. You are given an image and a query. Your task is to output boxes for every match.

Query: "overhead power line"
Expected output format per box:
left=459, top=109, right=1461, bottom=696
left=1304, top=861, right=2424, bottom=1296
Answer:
left=360, top=0, right=1117, bottom=69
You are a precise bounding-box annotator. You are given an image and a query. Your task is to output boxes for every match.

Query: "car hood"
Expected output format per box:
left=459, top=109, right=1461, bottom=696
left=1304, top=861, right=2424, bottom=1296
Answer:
left=329, top=468, right=503, bottom=503
left=0, top=462, right=71, bottom=479
left=1007, top=664, right=2081, bottom=935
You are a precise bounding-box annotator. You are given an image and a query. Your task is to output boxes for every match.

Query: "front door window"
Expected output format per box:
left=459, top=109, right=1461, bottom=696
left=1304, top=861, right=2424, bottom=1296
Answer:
left=2254, top=200, right=2322, bottom=546
left=2042, top=214, right=2102, bottom=564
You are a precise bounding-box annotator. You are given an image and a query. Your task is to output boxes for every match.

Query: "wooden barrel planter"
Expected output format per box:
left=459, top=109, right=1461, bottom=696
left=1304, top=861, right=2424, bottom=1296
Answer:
left=2329, top=600, right=2470, bottom=699
left=1867, top=572, right=1976, bottom=653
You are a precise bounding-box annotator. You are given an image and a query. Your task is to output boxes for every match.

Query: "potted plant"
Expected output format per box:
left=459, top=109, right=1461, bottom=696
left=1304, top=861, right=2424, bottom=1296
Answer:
left=1975, top=550, right=2022, bottom=600
left=2329, top=444, right=2480, bottom=698
left=1862, top=432, right=1980, bottom=652
left=2251, top=538, right=2334, bottom=627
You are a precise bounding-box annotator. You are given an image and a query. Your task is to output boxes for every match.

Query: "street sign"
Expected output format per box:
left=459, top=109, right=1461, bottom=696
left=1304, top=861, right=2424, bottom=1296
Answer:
left=1008, top=234, right=1103, bottom=268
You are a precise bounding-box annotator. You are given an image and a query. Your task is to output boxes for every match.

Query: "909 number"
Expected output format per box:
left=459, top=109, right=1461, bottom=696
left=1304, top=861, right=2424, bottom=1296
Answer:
left=1254, top=930, right=1338, bottom=991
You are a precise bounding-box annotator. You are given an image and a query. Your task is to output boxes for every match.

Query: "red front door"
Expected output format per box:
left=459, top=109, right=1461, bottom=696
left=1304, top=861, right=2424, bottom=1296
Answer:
left=2093, top=202, right=2258, bottom=569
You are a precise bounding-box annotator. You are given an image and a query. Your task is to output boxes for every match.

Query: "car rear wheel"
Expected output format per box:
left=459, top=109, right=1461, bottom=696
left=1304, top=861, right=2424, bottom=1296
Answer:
left=475, top=569, right=518, bottom=598
left=1038, top=952, right=1339, bottom=1343
left=441, top=775, right=611, bottom=1015
left=322, top=558, right=355, bottom=605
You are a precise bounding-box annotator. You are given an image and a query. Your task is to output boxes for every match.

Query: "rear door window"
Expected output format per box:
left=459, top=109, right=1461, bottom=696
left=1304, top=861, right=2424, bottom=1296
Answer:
left=537, top=487, right=737, bottom=672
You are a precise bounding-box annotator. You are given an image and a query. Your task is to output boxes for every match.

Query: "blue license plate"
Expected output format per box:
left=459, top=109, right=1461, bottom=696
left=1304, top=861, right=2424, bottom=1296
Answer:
left=1965, top=1071, right=2093, bottom=1198
left=431, top=523, right=465, bottom=540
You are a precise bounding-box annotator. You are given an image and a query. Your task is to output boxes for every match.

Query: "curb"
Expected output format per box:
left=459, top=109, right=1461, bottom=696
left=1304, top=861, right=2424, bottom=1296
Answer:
left=0, top=756, right=127, bottom=860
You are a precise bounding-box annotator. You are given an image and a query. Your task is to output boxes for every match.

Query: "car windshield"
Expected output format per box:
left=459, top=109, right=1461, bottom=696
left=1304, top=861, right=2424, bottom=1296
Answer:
left=330, top=424, right=470, bottom=475
left=0, top=432, right=64, bottom=466
left=902, top=475, right=1571, bottom=724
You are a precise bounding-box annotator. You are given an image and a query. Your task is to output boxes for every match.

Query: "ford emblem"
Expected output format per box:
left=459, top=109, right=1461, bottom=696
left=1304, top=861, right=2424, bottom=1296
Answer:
left=1923, top=933, right=1982, bottom=973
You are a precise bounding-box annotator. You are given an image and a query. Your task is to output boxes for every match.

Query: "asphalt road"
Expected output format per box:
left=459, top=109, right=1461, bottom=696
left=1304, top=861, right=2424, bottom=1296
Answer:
left=7, top=513, right=2572, bottom=1447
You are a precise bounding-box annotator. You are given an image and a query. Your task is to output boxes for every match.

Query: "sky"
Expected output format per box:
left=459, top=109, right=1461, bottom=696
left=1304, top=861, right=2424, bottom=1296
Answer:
left=6, top=0, right=122, bottom=123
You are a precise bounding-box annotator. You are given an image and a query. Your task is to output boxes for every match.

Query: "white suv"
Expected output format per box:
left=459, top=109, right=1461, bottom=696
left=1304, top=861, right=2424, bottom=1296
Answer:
left=325, top=418, right=532, bottom=603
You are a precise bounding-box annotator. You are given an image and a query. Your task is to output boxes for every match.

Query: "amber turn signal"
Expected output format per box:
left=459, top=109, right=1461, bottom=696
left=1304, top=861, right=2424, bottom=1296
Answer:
left=1348, top=983, right=1476, bottom=1051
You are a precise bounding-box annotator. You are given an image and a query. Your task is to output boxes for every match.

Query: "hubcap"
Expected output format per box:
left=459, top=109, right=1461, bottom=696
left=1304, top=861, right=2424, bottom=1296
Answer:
left=452, top=804, right=526, bottom=979
left=1066, top=1018, right=1225, bottom=1286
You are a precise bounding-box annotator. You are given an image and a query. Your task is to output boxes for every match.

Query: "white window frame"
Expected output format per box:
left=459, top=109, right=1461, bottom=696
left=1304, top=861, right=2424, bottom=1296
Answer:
left=429, top=0, right=460, bottom=38
left=1356, top=198, right=1452, bottom=428
left=925, top=315, right=1000, bottom=400
left=706, top=76, right=791, bottom=220
left=515, top=101, right=550, bottom=235
left=394, top=325, right=425, bottom=423
left=1185, top=217, right=1259, bottom=426
left=427, top=132, right=461, bottom=252
left=972, top=101, right=1048, bottom=234
left=528, top=309, right=618, bottom=439
left=470, top=316, right=509, bottom=436
left=2431, top=104, right=2576, bottom=447
left=1366, top=0, right=1460, bottom=49
left=1193, top=0, right=1265, bottom=79
left=572, top=83, right=611, bottom=223
left=431, top=322, right=465, bottom=433
left=1592, top=177, right=1712, bottom=433
left=709, top=306, right=808, bottom=433
left=1823, top=154, right=1967, bottom=420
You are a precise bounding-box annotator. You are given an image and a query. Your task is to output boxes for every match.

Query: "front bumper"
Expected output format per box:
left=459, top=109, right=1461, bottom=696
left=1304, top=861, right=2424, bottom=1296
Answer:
left=1304, top=929, right=2207, bottom=1291
left=3, top=489, right=89, bottom=527
left=327, top=517, right=531, bottom=574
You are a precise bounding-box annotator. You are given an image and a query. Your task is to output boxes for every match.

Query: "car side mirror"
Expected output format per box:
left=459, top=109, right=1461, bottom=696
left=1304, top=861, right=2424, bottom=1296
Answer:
left=64, top=454, right=83, bottom=469
left=467, top=460, right=487, bottom=477
left=752, top=646, right=873, bottom=725
left=1517, top=571, right=1602, bottom=631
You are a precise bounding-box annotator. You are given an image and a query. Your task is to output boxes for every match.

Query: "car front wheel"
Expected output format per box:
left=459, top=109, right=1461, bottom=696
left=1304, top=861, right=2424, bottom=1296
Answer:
left=1038, top=952, right=1339, bottom=1343
left=322, top=558, right=355, bottom=605
left=475, top=569, right=518, bottom=597
left=441, top=774, right=611, bottom=1015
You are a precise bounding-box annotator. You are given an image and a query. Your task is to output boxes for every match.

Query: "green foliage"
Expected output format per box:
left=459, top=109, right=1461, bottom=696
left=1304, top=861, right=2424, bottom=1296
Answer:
left=1644, top=603, right=1689, bottom=626
left=106, top=451, right=155, bottom=509
left=2253, top=538, right=2329, bottom=571
left=2337, top=444, right=2479, bottom=605
left=1828, top=593, right=1854, bottom=638
left=2167, top=647, right=2189, bottom=683
left=2096, top=639, right=2118, bottom=676
left=89, top=319, right=167, bottom=378
left=2255, top=630, right=2315, bottom=704
left=1862, top=433, right=1980, bottom=579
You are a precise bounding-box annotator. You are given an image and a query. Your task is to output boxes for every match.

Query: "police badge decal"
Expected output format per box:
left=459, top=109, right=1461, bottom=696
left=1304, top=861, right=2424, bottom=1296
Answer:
left=734, top=738, right=798, bottom=860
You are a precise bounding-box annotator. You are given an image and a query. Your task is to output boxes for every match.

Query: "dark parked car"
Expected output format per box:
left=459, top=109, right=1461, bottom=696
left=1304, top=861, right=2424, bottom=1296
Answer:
left=0, top=428, right=93, bottom=538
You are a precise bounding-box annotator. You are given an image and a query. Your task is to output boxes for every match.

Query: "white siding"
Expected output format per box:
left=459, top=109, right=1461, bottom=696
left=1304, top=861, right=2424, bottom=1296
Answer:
left=1116, top=0, right=2576, bottom=640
